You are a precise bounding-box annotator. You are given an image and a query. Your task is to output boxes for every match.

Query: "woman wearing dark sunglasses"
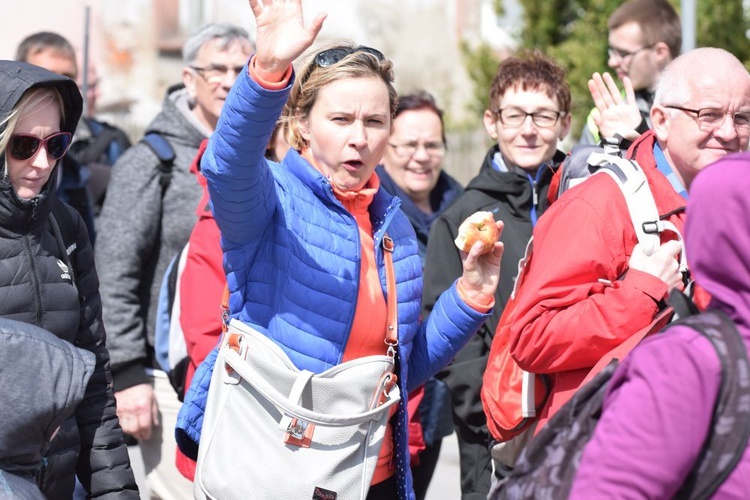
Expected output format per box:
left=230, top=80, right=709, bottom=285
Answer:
left=0, top=61, right=138, bottom=498
left=177, top=1, right=504, bottom=499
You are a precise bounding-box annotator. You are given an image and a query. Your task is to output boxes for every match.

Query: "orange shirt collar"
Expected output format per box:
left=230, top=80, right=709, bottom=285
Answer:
left=300, top=148, right=380, bottom=210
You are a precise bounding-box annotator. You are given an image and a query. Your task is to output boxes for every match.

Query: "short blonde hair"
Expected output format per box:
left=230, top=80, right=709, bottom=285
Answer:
left=283, top=40, right=397, bottom=151
left=1, top=87, right=65, bottom=176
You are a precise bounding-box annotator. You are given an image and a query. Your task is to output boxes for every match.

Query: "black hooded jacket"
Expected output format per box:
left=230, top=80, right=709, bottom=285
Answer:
left=422, top=145, right=561, bottom=339
left=0, top=61, right=138, bottom=498
left=420, top=145, right=561, bottom=494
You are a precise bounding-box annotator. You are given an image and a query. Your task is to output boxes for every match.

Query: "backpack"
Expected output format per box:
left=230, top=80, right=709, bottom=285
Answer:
left=67, top=118, right=132, bottom=217
left=489, top=305, right=750, bottom=499
left=154, top=243, right=191, bottom=400
left=69, top=118, right=132, bottom=167
left=481, top=143, right=688, bottom=449
left=139, top=132, right=187, bottom=395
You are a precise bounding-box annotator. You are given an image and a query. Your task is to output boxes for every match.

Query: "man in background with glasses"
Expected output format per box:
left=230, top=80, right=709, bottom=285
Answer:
left=422, top=50, right=571, bottom=499
left=580, top=0, right=681, bottom=145
left=502, top=46, right=750, bottom=463
left=95, top=23, right=253, bottom=499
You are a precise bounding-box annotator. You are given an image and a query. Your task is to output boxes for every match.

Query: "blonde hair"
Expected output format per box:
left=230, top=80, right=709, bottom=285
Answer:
left=1, top=87, right=65, bottom=176
left=282, top=40, right=397, bottom=151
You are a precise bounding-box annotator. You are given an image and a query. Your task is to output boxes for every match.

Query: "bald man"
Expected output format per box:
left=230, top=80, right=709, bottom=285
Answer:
left=494, top=47, right=750, bottom=438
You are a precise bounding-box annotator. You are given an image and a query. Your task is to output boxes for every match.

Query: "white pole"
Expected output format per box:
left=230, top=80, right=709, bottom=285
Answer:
left=681, top=0, right=696, bottom=53
left=81, top=5, right=91, bottom=118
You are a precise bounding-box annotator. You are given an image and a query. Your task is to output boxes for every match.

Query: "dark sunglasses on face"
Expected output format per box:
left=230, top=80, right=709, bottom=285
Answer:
left=8, top=132, right=73, bottom=161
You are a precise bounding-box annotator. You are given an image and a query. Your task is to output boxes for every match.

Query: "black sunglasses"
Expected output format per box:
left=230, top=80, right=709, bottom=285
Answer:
left=313, top=46, right=385, bottom=68
left=9, top=132, right=73, bottom=161
left=301, top=46, right=385, bottom=85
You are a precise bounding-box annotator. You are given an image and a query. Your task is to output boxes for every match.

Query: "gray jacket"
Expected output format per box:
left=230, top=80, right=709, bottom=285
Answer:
left=0, top=319, right=94, bottom=483
left=96, top=85, right=206, bottom=390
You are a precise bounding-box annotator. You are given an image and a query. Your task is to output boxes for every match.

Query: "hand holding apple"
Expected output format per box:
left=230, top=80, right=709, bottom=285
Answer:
left=457, top=215, right=504, bottom=308
left=454, top=211, right=500, bottom=254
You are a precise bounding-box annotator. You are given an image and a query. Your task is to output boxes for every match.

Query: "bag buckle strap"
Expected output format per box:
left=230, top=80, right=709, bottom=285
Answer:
left=382, top=235, right=399, bottom=358
left=280, top=371, right=316, bottom=447
left=224, top=332, right=246, bottom=378
left=376, top=372, right=399, bottom=407
left=283, top=418, right=315, bottom=448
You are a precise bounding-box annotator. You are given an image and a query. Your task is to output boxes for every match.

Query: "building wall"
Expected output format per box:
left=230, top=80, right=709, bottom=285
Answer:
left=2, top=0, right=516, bottom=181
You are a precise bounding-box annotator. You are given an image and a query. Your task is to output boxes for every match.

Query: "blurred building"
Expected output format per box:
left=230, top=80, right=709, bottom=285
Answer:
left=2, top=0, right=519, bottom=183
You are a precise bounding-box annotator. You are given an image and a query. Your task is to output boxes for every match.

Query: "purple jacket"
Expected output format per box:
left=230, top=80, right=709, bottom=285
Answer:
left=571, top=152, right=750, bottom=498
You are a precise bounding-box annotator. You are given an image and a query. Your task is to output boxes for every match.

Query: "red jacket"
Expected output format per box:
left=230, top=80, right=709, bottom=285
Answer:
left=508, top=131, right=707, bottom=432
left=175, top=140, right=224, bottom=479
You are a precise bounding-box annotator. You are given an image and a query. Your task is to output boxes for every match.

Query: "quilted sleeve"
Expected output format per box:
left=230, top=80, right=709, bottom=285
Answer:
left=201, top=63, right=292, bottom=250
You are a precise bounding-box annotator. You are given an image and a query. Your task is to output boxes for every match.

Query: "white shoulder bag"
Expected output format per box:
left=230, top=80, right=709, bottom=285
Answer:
left=194, top=236, right=401, bottom=500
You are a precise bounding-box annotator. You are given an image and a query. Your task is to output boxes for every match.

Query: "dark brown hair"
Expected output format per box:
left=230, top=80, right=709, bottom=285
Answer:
left=395, top=90, right=446, bottom=146
left=488, top=50, right=571, bottom=114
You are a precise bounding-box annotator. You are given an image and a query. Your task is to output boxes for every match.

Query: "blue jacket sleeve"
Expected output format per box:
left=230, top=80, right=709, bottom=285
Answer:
left=407, top=282, right=491, bottom=392
left=201, top=64, right=293, bottom=250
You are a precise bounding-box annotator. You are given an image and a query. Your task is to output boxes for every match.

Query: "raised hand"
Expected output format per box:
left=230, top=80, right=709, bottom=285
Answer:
left=249, top=0, right=327, bottom=79
left=588, top=72, right=642, bottom=141
left=628, top=240, right=684, bottom=292
left=458, top=220, right=505, bottom=306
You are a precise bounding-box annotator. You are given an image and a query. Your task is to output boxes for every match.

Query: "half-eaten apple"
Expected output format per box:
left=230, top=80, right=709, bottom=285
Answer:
left=454, top=211, right=500, bottom=254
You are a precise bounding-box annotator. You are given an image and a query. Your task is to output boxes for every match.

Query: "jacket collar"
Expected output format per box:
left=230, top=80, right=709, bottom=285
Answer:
left=282, top=149, right=401, bottom=235
left=628, top=130, right=688, bottom=217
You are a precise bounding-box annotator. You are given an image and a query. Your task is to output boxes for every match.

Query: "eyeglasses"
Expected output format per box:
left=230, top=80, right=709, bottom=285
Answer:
left=388, top=141, right=446, bottom=158
left=607, top=44, right=654, bottom=61
left=9, top=132, right=73, bottom=161
left=190, top=64, right=246, bottom=84
left=665, top=105, right=750, bottom=132
left=493, top=108, right=565, bottom=128
left=300, top=46, right=385, bottom=85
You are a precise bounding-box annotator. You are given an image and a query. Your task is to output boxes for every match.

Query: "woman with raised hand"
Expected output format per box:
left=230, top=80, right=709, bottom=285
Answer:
left=177, top=1, right=504, bottom=498
left=0, top=61, right=138, bottom=498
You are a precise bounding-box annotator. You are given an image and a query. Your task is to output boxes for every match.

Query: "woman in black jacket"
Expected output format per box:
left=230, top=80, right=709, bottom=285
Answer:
left=0, top=61, right=138, bottom=498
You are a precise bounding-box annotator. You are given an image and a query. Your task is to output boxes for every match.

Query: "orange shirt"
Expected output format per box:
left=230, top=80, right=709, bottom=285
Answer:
left=301, top=150, right=396, bottom=483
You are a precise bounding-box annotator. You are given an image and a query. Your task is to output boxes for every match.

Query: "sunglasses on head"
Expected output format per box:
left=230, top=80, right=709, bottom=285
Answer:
left=9, top=132, right=72, bottom=161
left=313, top=46, right=385, bottom=68
left=301, top=46, right=385, bottom=86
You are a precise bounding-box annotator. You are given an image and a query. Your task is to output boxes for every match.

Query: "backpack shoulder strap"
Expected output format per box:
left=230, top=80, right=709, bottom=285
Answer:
left=589, top=152, right=660, bottom=254
left=673, top=310, right=750, bottom=499
left=141, top=132, right=176, bottom=194
left=75, top=119, right=117, bottom=164
left=591, top=152, right=689, bottom=278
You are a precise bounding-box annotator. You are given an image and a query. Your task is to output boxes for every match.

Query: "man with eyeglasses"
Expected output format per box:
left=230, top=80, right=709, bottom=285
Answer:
left=94, top=23, right=253, bottom=498
left=502, top=46, right=750, bottom=451
left=580, top=0, right=681, bottom=145
left=422, top=50, right=571, bottom=499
